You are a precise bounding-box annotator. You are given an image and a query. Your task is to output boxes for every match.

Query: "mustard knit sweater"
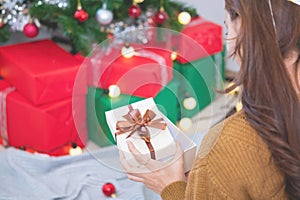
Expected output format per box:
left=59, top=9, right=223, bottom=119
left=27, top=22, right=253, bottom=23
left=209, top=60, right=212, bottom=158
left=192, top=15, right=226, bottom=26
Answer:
left=161, top=111, right=288, bottom=200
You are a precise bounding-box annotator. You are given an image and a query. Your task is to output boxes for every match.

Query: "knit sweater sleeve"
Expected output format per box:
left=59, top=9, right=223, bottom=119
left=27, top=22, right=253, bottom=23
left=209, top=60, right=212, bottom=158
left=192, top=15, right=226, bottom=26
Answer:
left=160, top=181, right=187, bottom=200
left=160, top=120, right=225, bottom=200
left=161, top=112, right=287, bottom=200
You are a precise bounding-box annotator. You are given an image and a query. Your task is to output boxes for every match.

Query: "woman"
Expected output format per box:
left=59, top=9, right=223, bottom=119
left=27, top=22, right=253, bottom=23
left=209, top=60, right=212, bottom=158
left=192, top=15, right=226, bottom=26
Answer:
left=120, top=0, right=300, bottom=199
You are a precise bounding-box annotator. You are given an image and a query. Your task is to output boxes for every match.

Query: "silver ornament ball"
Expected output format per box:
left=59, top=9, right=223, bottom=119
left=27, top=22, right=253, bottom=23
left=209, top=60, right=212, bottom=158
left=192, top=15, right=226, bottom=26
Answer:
left=95, top=8, right=113, bottom=25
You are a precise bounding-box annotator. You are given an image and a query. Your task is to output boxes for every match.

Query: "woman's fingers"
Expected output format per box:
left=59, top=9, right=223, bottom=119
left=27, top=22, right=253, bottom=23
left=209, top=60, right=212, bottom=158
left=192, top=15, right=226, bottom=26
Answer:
left=119, top=140, right=186, bottom=194
left=119, top=150, right=131, bottom=171
left=119, top=148, right=153, bottom=174
left=127, top=140, right=185, bottom=171
left=126, top=174, right=145, bottom=183
left=126, top=140, right=151, bottom=164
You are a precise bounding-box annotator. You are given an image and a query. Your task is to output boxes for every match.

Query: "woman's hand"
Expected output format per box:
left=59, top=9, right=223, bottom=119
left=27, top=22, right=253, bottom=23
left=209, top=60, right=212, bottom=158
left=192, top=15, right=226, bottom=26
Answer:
left=119, top=140, right=186, bottom=194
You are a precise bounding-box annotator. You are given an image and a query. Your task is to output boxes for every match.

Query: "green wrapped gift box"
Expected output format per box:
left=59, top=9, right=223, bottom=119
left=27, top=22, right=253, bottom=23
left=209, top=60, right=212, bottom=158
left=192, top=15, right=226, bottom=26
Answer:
left=212, top=45, right=226, bottom=81
left=174, top=56, right=220, bottom=119
left=86, top=79, right=179, bottom=147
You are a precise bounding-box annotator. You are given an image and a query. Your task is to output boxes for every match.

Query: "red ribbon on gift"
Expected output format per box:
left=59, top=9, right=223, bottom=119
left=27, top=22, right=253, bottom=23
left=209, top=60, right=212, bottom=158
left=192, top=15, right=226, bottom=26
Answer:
left=115, top=105, right=167, bottom=160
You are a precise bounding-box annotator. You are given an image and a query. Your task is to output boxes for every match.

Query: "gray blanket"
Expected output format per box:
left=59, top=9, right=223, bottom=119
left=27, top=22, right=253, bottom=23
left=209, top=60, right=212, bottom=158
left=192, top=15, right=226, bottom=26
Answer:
left=0, top=146, right=160, bottom=200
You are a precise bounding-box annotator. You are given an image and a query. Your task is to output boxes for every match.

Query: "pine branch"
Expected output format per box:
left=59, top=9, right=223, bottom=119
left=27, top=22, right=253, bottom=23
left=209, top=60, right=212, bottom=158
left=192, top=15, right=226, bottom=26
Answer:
left=0, top=24, right=12, bottom=43
left=1, top=0, right=198, bottom=55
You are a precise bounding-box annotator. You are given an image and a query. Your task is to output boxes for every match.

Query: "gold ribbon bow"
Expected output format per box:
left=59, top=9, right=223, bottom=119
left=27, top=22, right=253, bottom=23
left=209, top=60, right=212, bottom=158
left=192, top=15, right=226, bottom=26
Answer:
left=115, top=105, right=167, bottom=159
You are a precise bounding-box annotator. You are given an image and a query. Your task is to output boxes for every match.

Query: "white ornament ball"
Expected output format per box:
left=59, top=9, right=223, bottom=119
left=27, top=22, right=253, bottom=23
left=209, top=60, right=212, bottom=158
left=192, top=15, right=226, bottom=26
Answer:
left=95, top=8, right=113, bottom=25
left=183, top=97, right=197, bottom=110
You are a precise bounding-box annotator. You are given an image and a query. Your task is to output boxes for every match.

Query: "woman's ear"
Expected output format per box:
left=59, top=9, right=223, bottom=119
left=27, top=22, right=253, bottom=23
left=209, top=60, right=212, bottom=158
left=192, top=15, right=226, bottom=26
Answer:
left=284, top=50, right=300, bottom=94
left=284, top=50, right=299, bottom=66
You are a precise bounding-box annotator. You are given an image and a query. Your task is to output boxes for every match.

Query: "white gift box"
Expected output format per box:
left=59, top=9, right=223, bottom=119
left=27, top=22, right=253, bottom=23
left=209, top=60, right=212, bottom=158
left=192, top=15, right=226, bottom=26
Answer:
left=162, top=113, right=197, bottom=172
left=105, top=98, right=196, bottom=172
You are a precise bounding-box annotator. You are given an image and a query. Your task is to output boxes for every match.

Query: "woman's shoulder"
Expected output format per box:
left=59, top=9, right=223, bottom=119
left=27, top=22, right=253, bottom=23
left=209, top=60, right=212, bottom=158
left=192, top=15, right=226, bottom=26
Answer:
left=189, top=111, right=286, bottom=199
left=197, top=111, right=270, bottom=160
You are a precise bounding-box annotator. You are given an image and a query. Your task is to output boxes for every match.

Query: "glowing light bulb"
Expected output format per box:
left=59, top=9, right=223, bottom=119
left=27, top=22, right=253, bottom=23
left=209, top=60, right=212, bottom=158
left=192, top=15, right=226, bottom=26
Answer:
left=171, top=51, right=178, bottom=61
left=121, top=45, right=135, bottom=58
left=133, top=0, right=144, bottom=3
left=69, top=143, right=83, bottom=156
left=179, top=117, right=193, bottom=131
left=108, top=85, right=121, bottom=98
left=227, top=82, right=240, bottom=96
left=235, top=101, right=243, bottom=112
left=178, top=11, right=191, bottom=25
left=183, top=97, right=197, bottom=110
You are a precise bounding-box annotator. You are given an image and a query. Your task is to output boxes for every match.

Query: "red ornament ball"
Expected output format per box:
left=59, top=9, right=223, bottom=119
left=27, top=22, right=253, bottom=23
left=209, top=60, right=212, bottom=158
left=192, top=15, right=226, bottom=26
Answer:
left=74, top=9, right=88, bottom=22
left=153, top=10, right=168, bottom=24
left=102, top=182, right=116, bottom=197
left=0, top=23, right=4, bottom=28
left=128, top=5, right=141, bottom=18
left=23, top=23, right=39, bottom=38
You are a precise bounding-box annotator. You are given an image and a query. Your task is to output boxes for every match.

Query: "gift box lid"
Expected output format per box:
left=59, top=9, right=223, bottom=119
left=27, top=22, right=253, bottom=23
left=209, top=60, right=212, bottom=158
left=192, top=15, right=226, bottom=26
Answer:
left=105, top=97, right=173, bottom=139
left=105, top=98, right=196, bottom=172
left=105, top=97, right=175, bottom=156
left=88, top=45, right=173, bottom=98
left=0, top=39, right=86, bottom=105
left=178, top=16, right=223, bottom=63
left=0, top=40, right=81, bottom=74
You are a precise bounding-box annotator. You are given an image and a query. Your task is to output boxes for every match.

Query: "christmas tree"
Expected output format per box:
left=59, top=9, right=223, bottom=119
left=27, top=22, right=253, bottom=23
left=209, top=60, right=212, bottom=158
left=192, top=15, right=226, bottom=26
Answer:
left=0, top=0, right=197, bottom=55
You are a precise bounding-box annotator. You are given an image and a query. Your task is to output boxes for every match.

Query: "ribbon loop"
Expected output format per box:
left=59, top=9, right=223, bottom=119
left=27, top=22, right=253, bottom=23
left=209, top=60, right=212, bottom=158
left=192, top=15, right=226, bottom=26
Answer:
left=116, top=120, right=136, bottom=132
left=115, top=106, right=167, bottom=160
left=143, top=109, right=156, bottom=123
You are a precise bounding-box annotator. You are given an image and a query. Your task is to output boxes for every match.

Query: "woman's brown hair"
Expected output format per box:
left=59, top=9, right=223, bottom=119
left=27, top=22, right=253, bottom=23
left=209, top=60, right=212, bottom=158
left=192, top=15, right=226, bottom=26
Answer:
left=225, top=0, right=300, bottom=199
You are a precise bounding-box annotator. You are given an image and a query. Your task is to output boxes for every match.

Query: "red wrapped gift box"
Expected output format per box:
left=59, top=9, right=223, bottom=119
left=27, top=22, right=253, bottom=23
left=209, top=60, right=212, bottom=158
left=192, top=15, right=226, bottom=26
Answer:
left=0, top=80, right=87, bottom=156
left=0, top=39, right=86, bottom=106
left=88, top=46, right=173, bottom=98
left=178, top=17, right=223, bottom=64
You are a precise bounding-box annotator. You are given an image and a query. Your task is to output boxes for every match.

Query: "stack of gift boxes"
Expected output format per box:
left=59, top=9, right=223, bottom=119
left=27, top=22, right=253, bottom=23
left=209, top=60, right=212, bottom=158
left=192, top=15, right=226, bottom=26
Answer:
left=86, top=46, right=179, bottom=146
left=87, top=16, right=224, bottom=147
left=0, top=17, right=224, bottom=151
left=0, top=39, right=87, bottom=156
left=175, top=16, right=224, bottom=119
